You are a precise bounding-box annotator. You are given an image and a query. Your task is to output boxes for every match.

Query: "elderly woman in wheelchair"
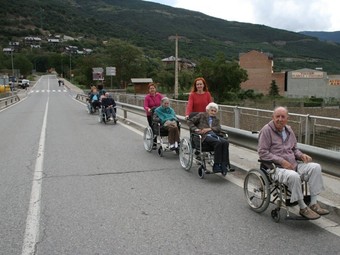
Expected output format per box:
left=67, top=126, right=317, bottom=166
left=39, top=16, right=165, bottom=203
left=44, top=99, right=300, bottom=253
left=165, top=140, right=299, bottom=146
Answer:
left=179, top=102, right=233, bottom=178
left=143, top=97, right=180, bottom=156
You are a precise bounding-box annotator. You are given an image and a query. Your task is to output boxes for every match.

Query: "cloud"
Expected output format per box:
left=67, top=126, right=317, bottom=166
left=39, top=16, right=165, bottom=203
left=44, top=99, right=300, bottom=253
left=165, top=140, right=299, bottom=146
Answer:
left=146, top=0, right=340, bottom=32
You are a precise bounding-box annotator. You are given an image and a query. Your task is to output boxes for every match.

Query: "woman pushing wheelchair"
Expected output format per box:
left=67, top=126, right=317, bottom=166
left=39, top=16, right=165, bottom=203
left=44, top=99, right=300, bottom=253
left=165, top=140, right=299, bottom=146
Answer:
left=187, top=102, right=232, bottom=175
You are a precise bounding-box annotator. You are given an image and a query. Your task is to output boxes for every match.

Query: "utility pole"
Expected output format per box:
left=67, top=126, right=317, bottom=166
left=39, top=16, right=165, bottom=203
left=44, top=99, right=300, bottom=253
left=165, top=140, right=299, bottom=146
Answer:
left=174, top=34, right=179, bottom=99
left=11, top=49, right=14, bottom=77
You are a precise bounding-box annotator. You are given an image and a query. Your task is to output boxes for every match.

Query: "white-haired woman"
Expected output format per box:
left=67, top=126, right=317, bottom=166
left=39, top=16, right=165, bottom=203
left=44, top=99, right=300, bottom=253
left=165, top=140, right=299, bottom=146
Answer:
left=188, top=102, right=231, bottom=174
left=155, top=97, right=180, bottom=150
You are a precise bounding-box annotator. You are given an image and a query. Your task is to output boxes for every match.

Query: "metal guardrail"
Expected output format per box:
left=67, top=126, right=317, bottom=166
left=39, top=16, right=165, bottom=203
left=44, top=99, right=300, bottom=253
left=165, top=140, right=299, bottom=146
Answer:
left=0, top=94, right=20, bottom=110
left=76, top=93, right=340, bottom=177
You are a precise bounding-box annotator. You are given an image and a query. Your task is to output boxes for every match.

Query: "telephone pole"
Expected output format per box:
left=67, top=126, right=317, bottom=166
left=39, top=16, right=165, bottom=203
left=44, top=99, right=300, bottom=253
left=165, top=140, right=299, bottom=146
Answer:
left=174, top=34, right=179, bottom=99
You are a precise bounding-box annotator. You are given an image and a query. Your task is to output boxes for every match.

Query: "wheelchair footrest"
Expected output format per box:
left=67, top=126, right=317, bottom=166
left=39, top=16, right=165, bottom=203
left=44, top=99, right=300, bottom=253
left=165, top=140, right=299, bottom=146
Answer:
left=285, top=199, right=299, bottom=207
left=286, top=195, right=311, bottom=207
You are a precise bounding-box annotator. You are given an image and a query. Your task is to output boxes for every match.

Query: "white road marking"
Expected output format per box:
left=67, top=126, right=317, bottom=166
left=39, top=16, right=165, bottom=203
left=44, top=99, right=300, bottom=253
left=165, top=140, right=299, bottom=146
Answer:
left=21, top=80, right=50, bottom=255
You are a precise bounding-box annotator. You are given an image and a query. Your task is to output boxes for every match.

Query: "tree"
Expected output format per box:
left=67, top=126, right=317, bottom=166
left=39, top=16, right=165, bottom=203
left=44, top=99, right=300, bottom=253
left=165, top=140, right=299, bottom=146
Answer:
left=104, top=39, right=147, bottom=88
left=268, top=80, right=280, bottom=97
left=13, top=54, right=33, bottom=76
left=197, top=52, right=248, bottom=103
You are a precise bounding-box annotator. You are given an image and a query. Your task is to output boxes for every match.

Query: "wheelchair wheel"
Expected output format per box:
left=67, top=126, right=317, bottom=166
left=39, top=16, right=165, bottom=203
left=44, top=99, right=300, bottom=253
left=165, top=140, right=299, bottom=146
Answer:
left=198, top=165, right=205, bottom=179
left=98, top=108, right=103, bottom=123
left=271, top=208, right=281, bottom=223
left=244, top=169, right=270, bottom=213
left=179, top=137, right=193, bottom=171
left=143, top=127, right=154, bottom=152
left=158, top=147, right=163, bottom=157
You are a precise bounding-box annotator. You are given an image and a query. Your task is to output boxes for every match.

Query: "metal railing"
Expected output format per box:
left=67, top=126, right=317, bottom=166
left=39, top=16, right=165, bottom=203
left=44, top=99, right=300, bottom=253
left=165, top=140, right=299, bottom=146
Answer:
left=76, top=93, right=340, bottom=177
left=0, top=94, right=20, bottom=110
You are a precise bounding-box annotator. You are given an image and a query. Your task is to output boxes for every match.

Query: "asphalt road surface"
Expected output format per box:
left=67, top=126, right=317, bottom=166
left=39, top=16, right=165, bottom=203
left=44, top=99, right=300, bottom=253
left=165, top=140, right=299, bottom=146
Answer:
left=0, top=75, right=339, bottom=255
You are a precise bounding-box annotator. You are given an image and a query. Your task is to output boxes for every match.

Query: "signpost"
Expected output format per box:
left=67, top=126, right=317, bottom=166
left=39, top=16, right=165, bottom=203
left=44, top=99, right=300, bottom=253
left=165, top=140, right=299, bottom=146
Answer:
left=92, top=67, right=104, bottom=81
left=106, top=67, right=116, bottom=88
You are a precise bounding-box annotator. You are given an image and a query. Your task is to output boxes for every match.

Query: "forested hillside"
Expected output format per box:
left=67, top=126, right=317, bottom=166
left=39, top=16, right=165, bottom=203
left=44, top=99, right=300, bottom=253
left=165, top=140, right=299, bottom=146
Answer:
left=1, top=0, right=340, bottom=73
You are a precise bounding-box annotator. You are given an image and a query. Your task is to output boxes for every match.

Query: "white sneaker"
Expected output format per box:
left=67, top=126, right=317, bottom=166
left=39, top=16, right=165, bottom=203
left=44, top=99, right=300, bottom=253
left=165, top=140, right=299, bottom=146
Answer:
left=109, top=117, right=113, bottom=121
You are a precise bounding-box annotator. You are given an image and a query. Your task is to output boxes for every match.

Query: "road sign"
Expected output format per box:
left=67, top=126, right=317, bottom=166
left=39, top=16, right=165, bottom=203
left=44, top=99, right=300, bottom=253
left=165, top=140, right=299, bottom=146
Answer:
left=106, top=67, right=116, bottom=76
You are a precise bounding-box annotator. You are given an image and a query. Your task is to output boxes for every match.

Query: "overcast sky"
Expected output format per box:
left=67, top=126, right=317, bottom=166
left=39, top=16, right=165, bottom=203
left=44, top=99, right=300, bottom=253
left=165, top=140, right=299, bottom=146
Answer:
left=144, top=0, right=340, bottom=32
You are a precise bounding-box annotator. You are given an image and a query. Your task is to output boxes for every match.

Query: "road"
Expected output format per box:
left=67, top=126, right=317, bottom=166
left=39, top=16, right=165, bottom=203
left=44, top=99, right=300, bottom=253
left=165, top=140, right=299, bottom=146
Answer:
left=0, top=75, right=339, bottom=255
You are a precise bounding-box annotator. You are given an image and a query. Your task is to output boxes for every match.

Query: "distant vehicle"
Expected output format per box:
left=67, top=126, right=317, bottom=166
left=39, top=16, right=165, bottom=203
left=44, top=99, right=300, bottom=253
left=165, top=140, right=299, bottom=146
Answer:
left=18, top=79, right=30, bottom=89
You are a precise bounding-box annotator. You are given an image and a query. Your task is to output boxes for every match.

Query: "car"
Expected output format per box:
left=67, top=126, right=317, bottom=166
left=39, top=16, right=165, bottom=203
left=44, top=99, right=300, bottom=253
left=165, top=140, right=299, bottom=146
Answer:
left=18, top=79, right=29, bottom=89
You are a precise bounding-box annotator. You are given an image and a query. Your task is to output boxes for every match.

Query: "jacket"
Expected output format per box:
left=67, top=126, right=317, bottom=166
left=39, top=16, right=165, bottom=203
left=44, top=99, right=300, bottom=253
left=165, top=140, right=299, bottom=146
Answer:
left=258, top=120, right=303, bottom=169
left=187, top=112, right=222, bottom=141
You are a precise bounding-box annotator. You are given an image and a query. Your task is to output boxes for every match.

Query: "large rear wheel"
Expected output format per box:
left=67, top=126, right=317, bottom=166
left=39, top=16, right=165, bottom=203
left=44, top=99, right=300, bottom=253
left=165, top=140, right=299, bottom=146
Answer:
left=244, top=169, right=270, bottom=213
left=143, top=127, right=154, bottom=152
left=179, top=137, right=193, bottom=170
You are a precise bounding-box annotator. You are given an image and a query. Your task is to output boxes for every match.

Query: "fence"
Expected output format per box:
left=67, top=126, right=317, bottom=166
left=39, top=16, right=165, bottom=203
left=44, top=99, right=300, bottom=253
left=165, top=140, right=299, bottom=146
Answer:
left=0, top=94, right=20, bottom=110
left=111, top=93, right=340, bottom=151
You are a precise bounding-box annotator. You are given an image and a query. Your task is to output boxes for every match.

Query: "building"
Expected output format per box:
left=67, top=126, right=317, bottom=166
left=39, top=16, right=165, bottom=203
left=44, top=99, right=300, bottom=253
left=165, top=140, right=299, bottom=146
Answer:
left=161, top=56, right=196, bottom=70
left=239, top=50, right=285, bottom=96
left=131, top=78, right=153, bottom=94
left=286, top=68, right=340, bottom=100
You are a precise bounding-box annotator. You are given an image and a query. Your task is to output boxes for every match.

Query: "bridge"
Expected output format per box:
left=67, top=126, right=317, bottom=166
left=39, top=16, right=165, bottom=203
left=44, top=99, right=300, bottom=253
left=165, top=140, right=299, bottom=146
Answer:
left=1, top=75, right=340, bottom=254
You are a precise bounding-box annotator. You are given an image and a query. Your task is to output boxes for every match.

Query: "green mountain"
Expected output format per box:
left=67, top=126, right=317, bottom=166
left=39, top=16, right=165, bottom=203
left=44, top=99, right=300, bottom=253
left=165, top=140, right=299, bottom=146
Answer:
left=299, top=31, right=340, bottom=43
left=2, top=0, right=340, bottom=74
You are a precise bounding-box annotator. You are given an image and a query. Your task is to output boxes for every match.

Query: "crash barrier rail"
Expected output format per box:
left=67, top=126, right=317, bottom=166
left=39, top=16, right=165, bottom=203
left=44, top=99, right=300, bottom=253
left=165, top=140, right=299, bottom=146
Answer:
left=0, top=94, right=20, bottom=110
left=76, top=93, right=340, bottom=177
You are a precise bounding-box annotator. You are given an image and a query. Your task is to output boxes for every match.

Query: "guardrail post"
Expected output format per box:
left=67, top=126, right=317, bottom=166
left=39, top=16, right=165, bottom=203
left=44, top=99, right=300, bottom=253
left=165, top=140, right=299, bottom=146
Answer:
left=124, top=109, right=127, bottom=119
left=234, top=106, right=240, bottom=129
left=305, top=114, right=311, bottom=145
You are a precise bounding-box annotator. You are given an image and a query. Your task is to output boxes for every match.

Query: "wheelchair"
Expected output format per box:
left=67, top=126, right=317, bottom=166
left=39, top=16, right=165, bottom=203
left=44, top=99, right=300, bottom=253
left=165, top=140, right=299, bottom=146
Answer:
left=98, top=105, right=117, bottom=125
left=143, top=111, right=180, bottom=157
left=179, top=130, right=232, bottom=178
left=243, top=160, right=311, bottom=222
left=86, top=100, right=100, bottom=114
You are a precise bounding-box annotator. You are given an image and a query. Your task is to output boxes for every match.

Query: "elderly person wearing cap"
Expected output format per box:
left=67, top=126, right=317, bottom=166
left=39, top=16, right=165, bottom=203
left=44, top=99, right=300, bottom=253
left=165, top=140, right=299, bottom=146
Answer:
left=188, top=102, right=231, bottom=174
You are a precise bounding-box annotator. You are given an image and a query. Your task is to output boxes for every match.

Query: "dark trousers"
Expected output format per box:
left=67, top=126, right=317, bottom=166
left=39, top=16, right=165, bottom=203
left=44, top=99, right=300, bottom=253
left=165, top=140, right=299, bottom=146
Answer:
left=105, top=107, right=116, bottom=118
left=204, top=135, right=230, bottom=165
left=91, top=101, right=101, bottom=110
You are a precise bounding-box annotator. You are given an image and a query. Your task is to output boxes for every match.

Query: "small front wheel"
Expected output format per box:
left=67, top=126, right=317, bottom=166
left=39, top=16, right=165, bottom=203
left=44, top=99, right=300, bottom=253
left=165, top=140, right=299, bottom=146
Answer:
left=271, top=208, right=281, bottom=223
left=158, top=147, right=163, bottom=157
left=198, top=166, right=205, bottom=179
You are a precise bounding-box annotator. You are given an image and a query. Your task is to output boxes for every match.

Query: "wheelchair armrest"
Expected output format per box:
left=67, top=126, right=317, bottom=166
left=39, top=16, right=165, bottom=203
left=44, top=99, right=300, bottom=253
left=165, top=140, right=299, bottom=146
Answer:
left=258, top=159, right=280, bottom=174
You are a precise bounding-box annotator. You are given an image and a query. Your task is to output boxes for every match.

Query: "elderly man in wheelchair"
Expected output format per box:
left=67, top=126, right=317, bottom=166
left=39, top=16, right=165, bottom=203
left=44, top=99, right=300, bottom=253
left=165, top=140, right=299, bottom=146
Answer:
left=244, top=106, right=329, bottom=222
left=179, top=102, right=233, bottom=178
left=98, top=92, right=117, bottom=124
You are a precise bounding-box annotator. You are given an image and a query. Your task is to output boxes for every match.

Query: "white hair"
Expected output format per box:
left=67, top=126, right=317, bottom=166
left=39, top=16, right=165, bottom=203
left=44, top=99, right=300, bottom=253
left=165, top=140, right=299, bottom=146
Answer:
left=206, top=102, right=218, bottom=112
